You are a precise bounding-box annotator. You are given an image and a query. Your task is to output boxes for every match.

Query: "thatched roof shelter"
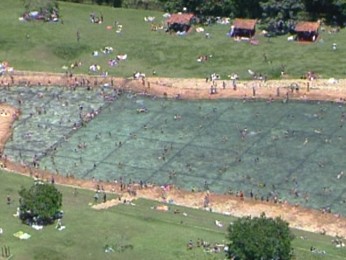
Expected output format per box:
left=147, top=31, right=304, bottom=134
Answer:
left=230, top=19, right=257, bottom=37
left=295, top=22, right=320, bottom=32
left=166, top=13, right=195, bottom=26
left=165, top=13, right=195, bottom=33
left=233, top=19, right=257, bottom=31
left=294, top=21, right=320, bottom=42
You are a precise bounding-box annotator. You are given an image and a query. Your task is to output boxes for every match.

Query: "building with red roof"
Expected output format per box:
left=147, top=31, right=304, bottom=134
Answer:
left=166, top=13, right=196, bottom=33
left=294, top=21, right=320, bottom=41
left=229, top=19, right=257, bottom=37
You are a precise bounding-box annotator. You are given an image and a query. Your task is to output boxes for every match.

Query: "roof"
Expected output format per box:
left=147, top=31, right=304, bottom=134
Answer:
left=295, top=22, right=320, bottom=32
left=232, top=19, right=257, bottom=30
left=166, top=13, right=194, bottom=25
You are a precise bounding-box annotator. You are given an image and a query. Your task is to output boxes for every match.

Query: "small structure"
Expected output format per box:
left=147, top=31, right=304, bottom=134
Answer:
left=294, top=21, right=320, bottom=42
left=166, top=13, right=195, bottom=33
left=229, top=19, right=257, bottom=38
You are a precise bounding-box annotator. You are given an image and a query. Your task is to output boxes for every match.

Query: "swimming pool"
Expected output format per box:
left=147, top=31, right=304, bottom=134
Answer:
left=3, top=85, right=346, bottom=215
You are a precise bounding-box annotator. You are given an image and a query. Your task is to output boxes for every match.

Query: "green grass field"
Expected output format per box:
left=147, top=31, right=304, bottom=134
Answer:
left=1, top=0, right=346, bottom=79
left=1, top=170, right=346, bottom=260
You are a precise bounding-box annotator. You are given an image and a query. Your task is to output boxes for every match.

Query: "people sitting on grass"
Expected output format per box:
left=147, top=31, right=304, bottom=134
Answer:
left=116, top=54, right=127, bottom=61
left=20, top=8, right=60, bottom=23
left=101, top=46, right=113, bottom=55
left=133, top=72, right=146, bottom=79
left=250, top=38, right=259, bottom=45
left=332, top=237, right=345, bottom=248
left=70, top=61, right=82, bottom=69
left=90, top=12, right=103, bottom=24
left=197, top=55, right=209, bottom=63
left=55, top=219, right=65, bottom=231
left=144, top=16, right=155, bottom=22
left=150, top=23, right=164, bottom=31
left=310, top=246, right=326, bottom=255
left=89, top=64, right=101, bottom=73
left=187, top=238, right=228, bottom=253
left=108, top=54, right=127, bottom=67
left=0, top=61, right=14, bottom=76
left=108, top=59, right=118, bottom=67
left=187, top=240, right=193, bottom=250
left=116, top=24, right=123, bottom=34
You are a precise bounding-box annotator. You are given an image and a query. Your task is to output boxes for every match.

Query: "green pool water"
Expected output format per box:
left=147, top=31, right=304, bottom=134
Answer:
left=2, top=85, right=346, bottom=215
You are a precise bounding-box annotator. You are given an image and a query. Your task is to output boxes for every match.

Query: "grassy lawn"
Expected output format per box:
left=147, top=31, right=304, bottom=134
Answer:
left=0, top=170, right=345, bottom=259
left=1, top=0, right=346, bottom=79
left=0, top=170, right=230, bottom=260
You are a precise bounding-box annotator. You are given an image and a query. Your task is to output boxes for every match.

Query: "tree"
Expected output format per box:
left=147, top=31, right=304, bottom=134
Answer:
left=112, top=0, right=123, bottom=7
left=232, top=0, right=262, bottom=19
left=303, top=0, right=346, bottom=26
left=160, top=0, right=235, bottom=17
left=260, top=0, right=305, bottom=21
left=19, top=182, right=63, bottom=226
left=227, top=213, right=294, bottom=260
left=23, top=0, right=58, bottom=12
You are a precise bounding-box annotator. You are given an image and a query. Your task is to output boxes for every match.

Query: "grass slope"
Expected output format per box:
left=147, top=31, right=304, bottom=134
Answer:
left=1, top=1, right=346, bottom=79
left=0, top=170, right=345, bottom=259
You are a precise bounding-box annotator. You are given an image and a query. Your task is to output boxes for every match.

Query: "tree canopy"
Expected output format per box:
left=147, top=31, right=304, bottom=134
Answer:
left=158, top=0, right=346, bottom=25
left=23, top=0, right=58, bottom=12
left=19, top=182, right=63, bottom=225
left=56, top=0, right=346, bottom=26
left=227, top=213, right=294, bottom=260
left=260, top=0, right=305, bottom=21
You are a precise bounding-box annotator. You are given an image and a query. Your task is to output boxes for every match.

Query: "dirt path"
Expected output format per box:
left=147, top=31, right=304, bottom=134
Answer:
left=0, top=104, right=20, bottom=155
left=1, top=71, right=346, bottom=238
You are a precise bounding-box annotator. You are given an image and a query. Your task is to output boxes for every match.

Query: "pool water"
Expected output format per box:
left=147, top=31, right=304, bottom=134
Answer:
left=3, top=85, right=346, bottom=215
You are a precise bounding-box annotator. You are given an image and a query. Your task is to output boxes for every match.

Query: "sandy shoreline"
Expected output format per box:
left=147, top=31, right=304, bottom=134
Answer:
left=2, top=70, right=346, bottom=102
left=1, top=71, right=346, bottom=238
left=0, top=104, right=20, bottom=155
